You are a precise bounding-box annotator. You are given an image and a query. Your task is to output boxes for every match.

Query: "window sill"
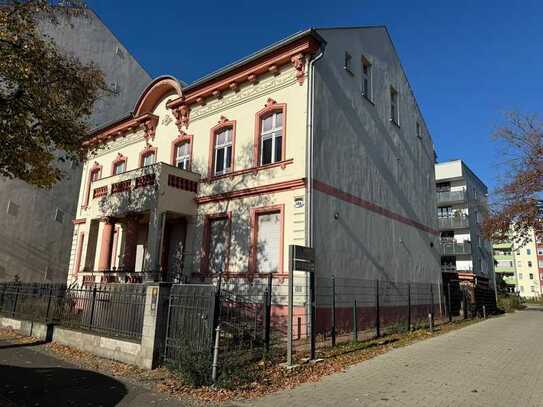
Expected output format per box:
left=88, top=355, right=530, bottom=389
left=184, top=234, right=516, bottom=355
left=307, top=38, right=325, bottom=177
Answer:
left=202, top=159, right=293, bottom=183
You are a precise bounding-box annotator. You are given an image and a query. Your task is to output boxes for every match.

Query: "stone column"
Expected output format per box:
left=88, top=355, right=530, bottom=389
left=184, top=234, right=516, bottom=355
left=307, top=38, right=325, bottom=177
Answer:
left=97, top=218, right=115, bottom=271
left=145, top=208, right=166, bottom=279
left=122, top=215, right=139, bottom=271
left=138, top=283, right=172, bottom=369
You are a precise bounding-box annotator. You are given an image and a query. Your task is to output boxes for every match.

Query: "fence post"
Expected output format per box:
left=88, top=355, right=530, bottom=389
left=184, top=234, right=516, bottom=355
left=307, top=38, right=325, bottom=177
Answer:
left=331, top=275, right=336, bottom=347
left=375, top=280, right=380, bottom=338
left=89, top=286, right=97, bottom=329
left=430, top=284, right=434, bottom=326
left=263, top=274, right=272, bottom=353
left=309, top=270, right=316, bottom=361
left=12, top=286, right=19, bottom=317
left=447, top=282, right=452, bottom=323
left=352, top=299, right=358, bottom=342
left=287, top=246, right=294, bottom=367
left=46, top=287, right=53, bottom=321
left=211, top=324, right=221, bottom=384
left=407, top=283, right=411, bottom=331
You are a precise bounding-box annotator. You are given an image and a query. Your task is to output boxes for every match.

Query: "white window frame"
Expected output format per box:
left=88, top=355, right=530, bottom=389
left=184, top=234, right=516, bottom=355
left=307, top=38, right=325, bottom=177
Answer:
left=142, top=152, right=156, bottom=167
left=175, top=142, right=191, bottom=170
left=214, top=128, right=233, bottom=176
left=113, top=160, right=126, bottom=175
left=361, top=56, right=372, bottom=100
left=260, top=111, right=283, bottom=165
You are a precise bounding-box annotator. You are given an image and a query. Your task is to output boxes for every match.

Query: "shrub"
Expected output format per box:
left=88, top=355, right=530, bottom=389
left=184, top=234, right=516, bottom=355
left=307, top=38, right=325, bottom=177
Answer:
left=497, top=294, right=525, bottom=313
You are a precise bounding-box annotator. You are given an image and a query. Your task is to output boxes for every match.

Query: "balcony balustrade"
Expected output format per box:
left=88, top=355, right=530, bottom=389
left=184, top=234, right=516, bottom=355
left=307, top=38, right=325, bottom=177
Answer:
left=438, top=215, right=469, bottom=229
left=436, top=189, right=466, bottom=204
left=440, top=240, right=472, bottom=255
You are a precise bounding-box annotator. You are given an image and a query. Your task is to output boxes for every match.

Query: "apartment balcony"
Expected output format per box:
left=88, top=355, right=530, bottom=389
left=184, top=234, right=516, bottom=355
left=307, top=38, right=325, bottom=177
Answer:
left=436, top=190, right=466, bottom=204
left=440, top=240, right=472, bottom=256
left=441, top=265, right=474, bottom=274
left=438, top=216, right=469, bottom=230
left=86, top=162, right=200, bottom=218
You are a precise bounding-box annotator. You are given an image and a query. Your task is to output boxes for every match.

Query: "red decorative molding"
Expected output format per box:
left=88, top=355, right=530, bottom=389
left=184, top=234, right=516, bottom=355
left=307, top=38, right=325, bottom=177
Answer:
left=248, top=74, right=258, bottom=84
left=290, top=53, right=306, bottom=85
left=139, top=144, right=157, bottom=167
left=84, top=113, right=159, bottom=147
left=135, top=173, right=156, bottom=189
left=212, top=89, right=222, bottom=99
left=167, top=35, right=320, bottom=109
left=172, top=104, right=190, bottom=130
left=249, top=204, right=285, bottom=275
left=170, top=132, right=193, bottom=170
left=72, top=218, right=86, bottom=225
left=82, top=162, right=102, bottom=208
left=111, top=180, right=131, bottom=194
left=200, top=212, right=232, bottom=274
left=134, top=76, right=182, bottom=116
left=229, top=82, right=239, bottom=92
left=167, top=174, right=198, bottom=193
left=93, top=185, right=108, bottom=198
left=208, top=118, right=237, bottom=178
left=253, top=100, right=287, bottom=166
left=201, top=158, right=293, bottom=183
left=312, top=179, right=439, bottom=235
left=111, top=153, right=128, bottom=176
left=197, top=177, right=305, bottom=204
left=196, top=97, right=206, bottom=106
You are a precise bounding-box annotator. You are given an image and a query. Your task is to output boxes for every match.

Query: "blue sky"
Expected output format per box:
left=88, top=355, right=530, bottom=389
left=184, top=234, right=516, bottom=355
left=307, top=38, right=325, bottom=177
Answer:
left=87, top=0, right=542, bottom=192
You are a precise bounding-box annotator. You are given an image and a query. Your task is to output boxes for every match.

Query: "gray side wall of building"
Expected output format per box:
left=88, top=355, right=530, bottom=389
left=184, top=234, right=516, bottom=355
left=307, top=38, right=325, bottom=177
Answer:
left=0, top=9, right=151, bottom=282
left=311, top=27, right=440, bottom=285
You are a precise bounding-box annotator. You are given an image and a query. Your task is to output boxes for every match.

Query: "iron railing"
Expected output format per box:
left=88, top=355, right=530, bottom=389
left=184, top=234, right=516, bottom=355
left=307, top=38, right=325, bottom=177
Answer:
left=436, top=190, right=466, bottom=204
left=0, top=283, right=66, bottom=322
left=440, top=240, right=472, bottom=255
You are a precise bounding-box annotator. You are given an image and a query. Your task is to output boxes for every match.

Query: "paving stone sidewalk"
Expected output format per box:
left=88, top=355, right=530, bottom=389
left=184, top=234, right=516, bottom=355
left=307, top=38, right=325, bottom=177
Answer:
left=232, top=307, right=543, bottom=407
left=0, top=336, right=197, bottom=407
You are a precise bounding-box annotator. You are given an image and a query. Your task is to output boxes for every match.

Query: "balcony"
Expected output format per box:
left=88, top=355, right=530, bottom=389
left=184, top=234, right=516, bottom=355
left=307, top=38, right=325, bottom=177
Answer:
left=436, top=190, right=466, bottom=204
left=438, top=216, right=469, bottom=230
left=86, top=162, right=200, bottom=218
left=440, top=240, right=472, bottom=255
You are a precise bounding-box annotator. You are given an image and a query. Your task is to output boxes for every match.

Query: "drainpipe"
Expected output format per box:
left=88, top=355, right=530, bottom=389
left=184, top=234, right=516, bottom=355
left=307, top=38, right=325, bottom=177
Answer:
left=306, top=46, right=324, bottom=248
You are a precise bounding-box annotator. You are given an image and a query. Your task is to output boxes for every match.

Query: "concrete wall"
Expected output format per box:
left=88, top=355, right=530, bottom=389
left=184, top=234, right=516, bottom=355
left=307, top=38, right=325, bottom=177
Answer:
left=311, top=27, right=440, bottom=286
left=0, top=8, right=151, bottom=283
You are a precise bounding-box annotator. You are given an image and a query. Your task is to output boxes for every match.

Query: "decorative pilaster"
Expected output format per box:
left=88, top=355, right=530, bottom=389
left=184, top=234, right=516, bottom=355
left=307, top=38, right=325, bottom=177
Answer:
left=98, top=217, right=115, bottom=271
left=291, top=53, right=306, bottom=85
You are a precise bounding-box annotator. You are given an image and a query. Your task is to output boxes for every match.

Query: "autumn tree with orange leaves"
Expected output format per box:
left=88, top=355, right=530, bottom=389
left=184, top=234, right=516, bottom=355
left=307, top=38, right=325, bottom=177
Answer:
left=483, top=112, right=543, bottom=247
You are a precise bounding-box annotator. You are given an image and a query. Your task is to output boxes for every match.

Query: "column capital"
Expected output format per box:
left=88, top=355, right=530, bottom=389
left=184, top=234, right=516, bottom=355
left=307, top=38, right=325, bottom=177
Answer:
left=100, top=216, right=116, bottom=224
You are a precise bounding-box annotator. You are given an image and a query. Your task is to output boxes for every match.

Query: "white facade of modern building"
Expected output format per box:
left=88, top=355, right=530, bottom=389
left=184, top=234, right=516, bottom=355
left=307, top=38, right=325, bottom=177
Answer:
left=435, top=160, right=494, bottom=286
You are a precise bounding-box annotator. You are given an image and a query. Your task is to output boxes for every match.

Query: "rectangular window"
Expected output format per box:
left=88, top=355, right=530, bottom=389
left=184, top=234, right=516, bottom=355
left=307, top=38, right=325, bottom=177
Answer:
left=527, top=249, right=532, bottom=255
left=390, top=86, right=399, bottom=125
left=54, top=208, right=64, bottom=223
left=142, top=152, right=155, bottom=167
left=537, top=249, right=543, bottom=256
left=436, top=182, right=451, bottom=192
left=256, top=212, right=281, bottom=273
left=208, top=217, right=229, bottom=273
left=344, top=52, right=352, bottom=73
left=416, top=122, right=422, bottom=139
left=260, top=111, right=283, bottom=165
left=214, top=128, right=233, bottom=175
left=531, top=286, right=535, bottom=293
left=528, top=261, right=533, bottom=268
left=530, top=273, right=534, bottom=280
left=113, top=161, right=126, bottom=175
left=175, top=142, right=191, bottom=170
left=361, top=56, right=372, bottom=100
left=519, top=272, right=523, bottom=279
left=437, top=206, right=453, bottom=218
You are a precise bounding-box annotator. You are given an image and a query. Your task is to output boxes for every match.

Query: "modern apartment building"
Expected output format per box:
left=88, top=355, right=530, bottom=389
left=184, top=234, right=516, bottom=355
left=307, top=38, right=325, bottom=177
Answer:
left=67, top=27, right=440, bottom=296
left=0, top=7, right=150, bottom=282
left=494, top=230, right=542, bottom=298
left=435, top=160, right=495, bottom=291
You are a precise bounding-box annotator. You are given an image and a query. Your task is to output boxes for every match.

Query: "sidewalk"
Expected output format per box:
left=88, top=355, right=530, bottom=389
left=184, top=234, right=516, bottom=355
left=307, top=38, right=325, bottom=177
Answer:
left=0, top=335, right=200, bottom=407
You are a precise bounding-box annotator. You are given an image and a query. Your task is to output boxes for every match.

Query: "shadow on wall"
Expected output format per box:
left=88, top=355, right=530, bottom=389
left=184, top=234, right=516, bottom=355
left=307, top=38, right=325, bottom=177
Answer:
left=0, top=363, right=127, bottom=407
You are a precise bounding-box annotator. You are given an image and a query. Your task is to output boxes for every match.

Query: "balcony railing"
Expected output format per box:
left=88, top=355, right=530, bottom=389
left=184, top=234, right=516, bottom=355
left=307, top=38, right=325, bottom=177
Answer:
left=438, top=216, right=469, bottom=229
left=441, top=265, right=473, bottom=274
left=440, top=240, right=472, bottom=255
left=436, top=190, right=466, bottom=204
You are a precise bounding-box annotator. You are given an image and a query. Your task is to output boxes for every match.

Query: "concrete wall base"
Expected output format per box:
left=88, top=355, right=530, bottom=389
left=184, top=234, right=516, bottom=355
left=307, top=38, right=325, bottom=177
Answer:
left=0, top=316, right=54, bottom=342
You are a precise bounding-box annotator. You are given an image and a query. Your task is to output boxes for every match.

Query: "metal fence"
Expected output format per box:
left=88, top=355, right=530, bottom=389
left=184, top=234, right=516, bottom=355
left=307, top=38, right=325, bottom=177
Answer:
left=0, top=282, right=146, bottom=341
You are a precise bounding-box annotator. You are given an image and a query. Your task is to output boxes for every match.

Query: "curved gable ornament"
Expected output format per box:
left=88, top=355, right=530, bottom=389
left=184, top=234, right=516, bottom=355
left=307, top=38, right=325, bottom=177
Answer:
left=133, top=76, right=183, bottom=116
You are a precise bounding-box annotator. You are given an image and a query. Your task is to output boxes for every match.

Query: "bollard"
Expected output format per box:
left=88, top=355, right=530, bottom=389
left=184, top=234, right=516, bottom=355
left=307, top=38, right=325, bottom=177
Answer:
left=331, top=275, right=336, bottom=347
left=482, top=305, right=486, bottom=319
left=447, top=282, right=452, bottom=323
left=428, top=313, right=433, bottom=333
left=211, top=325, right=221, bottom=384
left=352, top=299, right=358, bottom=342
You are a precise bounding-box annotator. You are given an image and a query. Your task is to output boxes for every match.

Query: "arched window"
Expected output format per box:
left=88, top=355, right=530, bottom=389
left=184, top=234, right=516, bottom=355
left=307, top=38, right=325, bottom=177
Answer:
left=254, top=100, right=286, bottom=166
left=260, top=111, right=283, bottom=165
left=171, top=133, right=193, bottom=171
left=139, top=146, right=157, bottom=167
left=82, top=163, right=102, bottom=207
left=209, top=118, right=236, bottom=177
left=175, top=142, right=191, bottom=170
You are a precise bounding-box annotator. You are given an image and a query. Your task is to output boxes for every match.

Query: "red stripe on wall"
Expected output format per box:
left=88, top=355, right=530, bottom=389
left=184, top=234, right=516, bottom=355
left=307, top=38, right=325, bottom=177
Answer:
left=313, top=179, right=439, bottom=235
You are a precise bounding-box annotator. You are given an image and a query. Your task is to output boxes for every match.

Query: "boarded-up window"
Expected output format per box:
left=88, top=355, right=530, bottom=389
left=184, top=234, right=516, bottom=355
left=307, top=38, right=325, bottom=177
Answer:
left=257, top=212, right=280, bottom=273
left=209, top=218, right=229, bottom=273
